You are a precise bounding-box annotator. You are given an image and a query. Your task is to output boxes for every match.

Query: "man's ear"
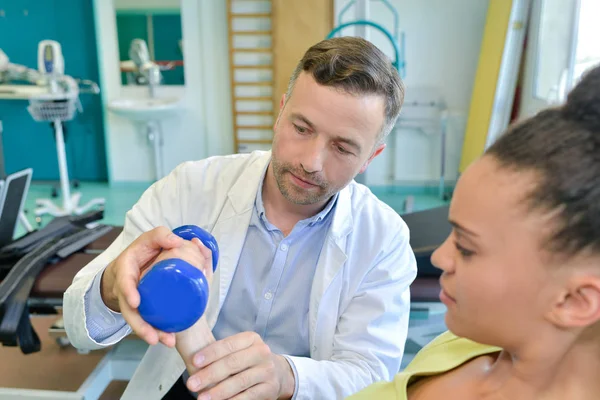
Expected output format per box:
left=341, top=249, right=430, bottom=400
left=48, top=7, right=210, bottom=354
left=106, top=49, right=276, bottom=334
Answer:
left=274, top=93, right=286, bottom=130
left=547, top=275, right=600, bottom=329
left=359, top=143, right=386, bottom=174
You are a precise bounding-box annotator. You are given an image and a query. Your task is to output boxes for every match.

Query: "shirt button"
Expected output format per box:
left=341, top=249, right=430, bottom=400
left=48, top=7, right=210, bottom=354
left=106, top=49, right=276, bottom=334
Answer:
left=264, top=291, right=273, bottom=300
left=280, top=243, right=288, bottom=251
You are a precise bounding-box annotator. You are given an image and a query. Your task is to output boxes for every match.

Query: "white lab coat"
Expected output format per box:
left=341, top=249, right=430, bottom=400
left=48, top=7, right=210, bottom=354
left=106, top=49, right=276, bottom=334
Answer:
left=63, top=151, right=417, bottom=400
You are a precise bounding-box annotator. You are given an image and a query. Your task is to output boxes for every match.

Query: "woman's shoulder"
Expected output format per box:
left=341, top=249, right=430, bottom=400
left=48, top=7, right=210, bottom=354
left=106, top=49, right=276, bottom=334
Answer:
left=406, top=330, right=501, bottom=373
left=345, top=331, right=501, bottom=400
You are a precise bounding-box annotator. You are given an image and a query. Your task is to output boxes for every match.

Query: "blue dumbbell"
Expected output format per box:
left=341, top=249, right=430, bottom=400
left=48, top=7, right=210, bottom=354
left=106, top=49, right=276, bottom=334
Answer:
left=137, top=225, right=219, bottom=333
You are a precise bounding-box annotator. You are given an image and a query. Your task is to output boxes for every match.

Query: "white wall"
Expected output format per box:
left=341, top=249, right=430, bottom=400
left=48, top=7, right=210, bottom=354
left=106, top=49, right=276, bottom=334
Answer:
left=94, top=0, right=232, bottom=183
left=335, top=0, right=489, bottom=185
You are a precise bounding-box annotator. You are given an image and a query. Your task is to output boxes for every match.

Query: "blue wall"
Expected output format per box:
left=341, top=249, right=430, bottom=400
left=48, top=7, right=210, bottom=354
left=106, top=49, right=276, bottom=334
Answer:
left=0, top=0, right=107, bottom=181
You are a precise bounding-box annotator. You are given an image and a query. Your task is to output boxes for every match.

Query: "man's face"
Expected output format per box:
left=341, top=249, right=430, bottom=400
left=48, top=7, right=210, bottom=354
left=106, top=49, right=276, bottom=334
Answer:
left=271, top=72, right=386, bottom=206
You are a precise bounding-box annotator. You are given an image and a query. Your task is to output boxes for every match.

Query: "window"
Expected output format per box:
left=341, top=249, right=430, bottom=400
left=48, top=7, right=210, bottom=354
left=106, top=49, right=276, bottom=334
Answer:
left=533, top=0, right=600, bottom=103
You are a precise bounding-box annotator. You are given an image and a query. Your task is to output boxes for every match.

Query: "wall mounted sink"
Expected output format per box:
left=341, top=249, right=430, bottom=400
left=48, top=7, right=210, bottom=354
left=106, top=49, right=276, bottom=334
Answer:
left=107, top=96, right=181, bottom=182
left=107, top=97, right=180, bottom=121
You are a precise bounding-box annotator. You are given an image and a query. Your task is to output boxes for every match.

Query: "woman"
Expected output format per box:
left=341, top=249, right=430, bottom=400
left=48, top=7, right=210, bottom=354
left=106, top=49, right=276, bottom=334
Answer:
left=349, top=64, right=600, bottom=400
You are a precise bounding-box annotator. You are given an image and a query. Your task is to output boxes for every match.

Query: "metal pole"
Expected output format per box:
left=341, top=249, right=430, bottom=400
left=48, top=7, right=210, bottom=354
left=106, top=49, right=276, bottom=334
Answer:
left=565, top=0, right=582, bottom=94
left=0, top=120, right=6, bottom=178
left=54, top=120, right=72, bottom=212
left=439, top=111, right=448, bottom=200
left=355, top=0, right=370, bottom=40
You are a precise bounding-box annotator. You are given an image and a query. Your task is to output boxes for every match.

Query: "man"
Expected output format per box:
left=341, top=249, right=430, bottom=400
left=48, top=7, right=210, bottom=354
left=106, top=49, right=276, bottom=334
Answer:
left=63, top=37, right=417, bottom=400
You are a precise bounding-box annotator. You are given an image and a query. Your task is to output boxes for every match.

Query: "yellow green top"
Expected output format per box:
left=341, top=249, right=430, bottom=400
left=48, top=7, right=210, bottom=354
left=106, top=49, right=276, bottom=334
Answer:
left=347, top=331, right=501, bottom=400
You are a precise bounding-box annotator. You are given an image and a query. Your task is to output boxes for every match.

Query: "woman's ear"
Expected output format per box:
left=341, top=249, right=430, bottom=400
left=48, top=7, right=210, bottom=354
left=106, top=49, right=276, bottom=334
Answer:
left=547, top=275, right=600, bottom=329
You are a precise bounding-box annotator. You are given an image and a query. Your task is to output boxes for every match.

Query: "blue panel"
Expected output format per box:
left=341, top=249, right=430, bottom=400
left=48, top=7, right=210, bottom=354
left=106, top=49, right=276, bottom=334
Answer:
left=116, top=14, right=148, bottom=85
left=0, top=0, right=107, bottom=181
left=152, top=14, right=184, bottom=85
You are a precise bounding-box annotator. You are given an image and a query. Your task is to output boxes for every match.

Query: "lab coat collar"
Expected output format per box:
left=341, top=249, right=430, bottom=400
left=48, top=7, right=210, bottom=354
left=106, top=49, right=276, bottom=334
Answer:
left=227, top=151, right=271, bottom=215
left=329, top=185, right=353, bottom=241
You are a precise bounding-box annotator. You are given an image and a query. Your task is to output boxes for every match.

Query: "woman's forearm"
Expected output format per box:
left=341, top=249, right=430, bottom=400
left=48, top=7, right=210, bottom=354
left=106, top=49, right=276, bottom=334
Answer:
left=175, top=317, right=216, bottom=374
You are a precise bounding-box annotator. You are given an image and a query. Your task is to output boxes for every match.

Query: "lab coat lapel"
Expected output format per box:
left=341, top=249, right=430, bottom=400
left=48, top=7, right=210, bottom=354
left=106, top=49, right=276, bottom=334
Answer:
left=205, top=153, right=271, bottom=328
left=309, top=187, right=353, bottom=347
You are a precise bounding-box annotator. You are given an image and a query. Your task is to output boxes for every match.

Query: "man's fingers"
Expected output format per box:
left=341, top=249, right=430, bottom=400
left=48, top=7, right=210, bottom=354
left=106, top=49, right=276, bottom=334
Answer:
left=189, top=343, right=269, bottom=392
left=158, top=331, right=176, bottom=348
left=194, top=332, right=260, bottom=369
left=195, top=368, right=271, bottom=400
left=120, top=290, right=176, bottom=348
left=191, top=238, right=213, bottom=261
left=191, top=238, right=214, bottom=276
left=118, top=268, right=141, bottom=309
left=119, top=292, right=159, bottom=346
left=145, top=226, right=185, bottom=249
left=228, top=383, right=274, bottom=400
left=128, top=227, right=185, bottom=266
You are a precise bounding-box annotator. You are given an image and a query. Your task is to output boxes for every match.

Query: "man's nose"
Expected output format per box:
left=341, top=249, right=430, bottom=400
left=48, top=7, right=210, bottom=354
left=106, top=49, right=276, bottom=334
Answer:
left=300, top=137, right=325, bottom=174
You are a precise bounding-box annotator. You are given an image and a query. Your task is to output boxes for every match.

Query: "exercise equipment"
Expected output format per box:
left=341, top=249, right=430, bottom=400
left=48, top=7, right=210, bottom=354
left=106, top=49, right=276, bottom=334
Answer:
left=0, top=209, right=107, bottom=354
left=0, top=225, right=136, bottom=400
left=327, top=0, right=406, bottom=77
left=137, top=225, right=219, bottom=333
left=0, top=169, right=33, bottom=237
left=0, top=41, right=105, bottom=217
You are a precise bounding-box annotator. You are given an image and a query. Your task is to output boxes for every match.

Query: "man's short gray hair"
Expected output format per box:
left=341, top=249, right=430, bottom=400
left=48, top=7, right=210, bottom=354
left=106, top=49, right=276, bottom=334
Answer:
left=285, top=37, right=405, bottom=144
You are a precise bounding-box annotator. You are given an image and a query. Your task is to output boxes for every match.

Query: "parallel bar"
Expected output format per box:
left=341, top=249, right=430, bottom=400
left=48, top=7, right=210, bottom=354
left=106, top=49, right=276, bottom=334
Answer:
left=228, top=0, right=274, bottom=153
left=238, top=139, right=273, bottom=144
left=231, top=13, right=271, bottom=18
left=233, top=64, right=272, bottom=69
left=236, top=110, right=273, bottom=115
left=235, top=81, right=272, bottom=86
left=237, top=125, right=273, bottom=130
left=232, top=48, right=272, bottom=53
left=233, top=30, right=272, bottom=36
left=234, top=96, right=272, bottom=101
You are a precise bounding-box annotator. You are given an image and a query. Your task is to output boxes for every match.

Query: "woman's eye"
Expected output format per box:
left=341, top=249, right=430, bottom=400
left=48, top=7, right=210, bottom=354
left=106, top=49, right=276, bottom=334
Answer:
left=455, top=242, right=475, bottom=258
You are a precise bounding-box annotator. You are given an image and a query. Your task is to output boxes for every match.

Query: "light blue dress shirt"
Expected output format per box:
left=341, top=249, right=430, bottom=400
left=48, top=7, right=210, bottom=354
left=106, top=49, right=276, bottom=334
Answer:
left=212, top=175, right=337, bottom=357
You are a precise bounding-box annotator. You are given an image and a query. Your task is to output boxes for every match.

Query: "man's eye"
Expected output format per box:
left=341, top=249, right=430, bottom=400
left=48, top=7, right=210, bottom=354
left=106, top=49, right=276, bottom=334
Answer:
left=336, top=145, right=350, bottom=154
left=294, top=125, right=307, bottom=134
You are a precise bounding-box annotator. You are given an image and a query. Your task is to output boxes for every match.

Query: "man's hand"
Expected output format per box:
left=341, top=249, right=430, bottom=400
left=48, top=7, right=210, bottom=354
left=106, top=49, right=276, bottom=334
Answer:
left=100, top=226, right=213, bottom=348
left=186, top=331, right=296, bottom=400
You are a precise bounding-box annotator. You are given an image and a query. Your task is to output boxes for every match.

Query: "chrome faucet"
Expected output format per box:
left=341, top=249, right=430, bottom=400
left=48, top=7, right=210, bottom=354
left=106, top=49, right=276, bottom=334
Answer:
left=128, top=39, right=161, bottom=97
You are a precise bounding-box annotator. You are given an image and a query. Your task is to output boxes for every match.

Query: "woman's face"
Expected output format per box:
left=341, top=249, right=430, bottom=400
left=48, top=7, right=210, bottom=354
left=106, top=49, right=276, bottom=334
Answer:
left=431, top=156, right=565, bottom=349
